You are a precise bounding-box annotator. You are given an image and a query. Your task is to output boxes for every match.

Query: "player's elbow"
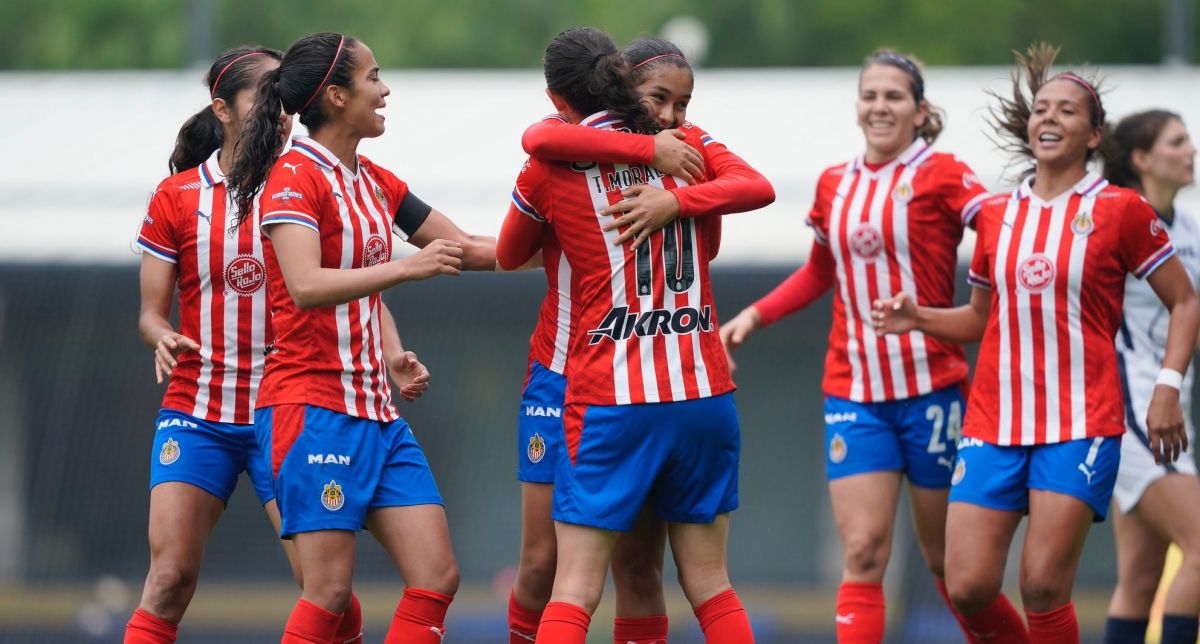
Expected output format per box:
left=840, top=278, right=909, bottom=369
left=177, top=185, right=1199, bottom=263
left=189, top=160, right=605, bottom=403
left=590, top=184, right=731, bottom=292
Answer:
left=285, top=278, right=324, bottom=310
left=495, top=244, right=527, bottom=272
left=521, top=129, right=549, bottom=157
left=751, top=177, right=776, bottom=210
left=464, top=235, right=499, bottom=271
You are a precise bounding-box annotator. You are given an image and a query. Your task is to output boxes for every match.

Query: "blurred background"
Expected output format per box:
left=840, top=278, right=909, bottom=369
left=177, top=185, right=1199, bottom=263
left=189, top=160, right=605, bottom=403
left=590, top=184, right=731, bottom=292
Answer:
left=0, top=1, right=1198, bottom=642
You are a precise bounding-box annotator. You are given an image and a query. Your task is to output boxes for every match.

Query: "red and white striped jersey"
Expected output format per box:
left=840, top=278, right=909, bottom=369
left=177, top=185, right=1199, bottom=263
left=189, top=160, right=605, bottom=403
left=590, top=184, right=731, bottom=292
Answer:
left=966, top=172, right=1175, bottom=445
left=508, top=112, right=732, bottom=406
left=807, top=140, right=988, bottom=402
left=257, top=136, right=406, bottom=421
left=136, top=150, right=268, bottom=424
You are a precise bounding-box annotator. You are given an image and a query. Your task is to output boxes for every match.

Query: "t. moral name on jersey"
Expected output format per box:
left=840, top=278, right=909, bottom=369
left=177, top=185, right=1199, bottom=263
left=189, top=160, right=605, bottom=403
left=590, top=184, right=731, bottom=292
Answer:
left=587, top=305, right=713, bottom=345
left=589, top=164, right=669, bottom=195
left=308, top=453, right=351, bottom=466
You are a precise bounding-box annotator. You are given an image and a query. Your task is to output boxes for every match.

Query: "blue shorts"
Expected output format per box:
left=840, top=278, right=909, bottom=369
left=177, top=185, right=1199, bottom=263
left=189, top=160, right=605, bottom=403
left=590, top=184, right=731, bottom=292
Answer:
left=553, top=393, right=740, bottom=532
left=949, top=435, right=1122, bottom=521
left=148, top=408, right=274, bottom=506
left=517, top=360, right=566, bottom=484
left=824, top=385, right=966, bottom=488
left=255, top=405, right=443, bottom=538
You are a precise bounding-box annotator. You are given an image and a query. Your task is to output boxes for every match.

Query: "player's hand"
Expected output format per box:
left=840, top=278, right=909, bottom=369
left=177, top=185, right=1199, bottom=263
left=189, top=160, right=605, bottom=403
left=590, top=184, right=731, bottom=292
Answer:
left=403, top=239, right=463, bottom=280
left=651, top=129, right=704, bottom=184
left=600, top=185, right=681, bottom=249
left=1146, top=385, right=1187, bottom=464
left=720, top=307, right=761, bottom=357
left=389, top=350, right=431, bottom=402
left=871, top=292, right=918, bottom=334
left=153, top=331, right=200, bottom=384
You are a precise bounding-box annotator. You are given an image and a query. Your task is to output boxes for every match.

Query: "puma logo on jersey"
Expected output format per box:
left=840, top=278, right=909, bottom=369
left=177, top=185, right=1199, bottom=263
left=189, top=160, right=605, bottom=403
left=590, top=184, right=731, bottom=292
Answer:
left=158, top=418, right=198, bottom=430
left=194, top=210, right=211, bottom=223
left=1078, top=463, right=1096, bottom=485
left=308, top=454, right=351, bottom=466
left=283, top=162, right=303, bottom=174
left=587, top=305, right=713, bottom=345
left=524, top=406, right=561, bottom=418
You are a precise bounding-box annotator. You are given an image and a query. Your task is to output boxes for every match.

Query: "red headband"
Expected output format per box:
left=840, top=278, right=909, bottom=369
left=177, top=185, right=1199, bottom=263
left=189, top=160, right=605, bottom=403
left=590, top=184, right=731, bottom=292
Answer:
left=1054, top=72, right=1104, bottom=123
left=210, top=51, right=268, bottom=98
left=632, top=53, right=686, bottom=70
left=298, top=35, right=346, bottom=114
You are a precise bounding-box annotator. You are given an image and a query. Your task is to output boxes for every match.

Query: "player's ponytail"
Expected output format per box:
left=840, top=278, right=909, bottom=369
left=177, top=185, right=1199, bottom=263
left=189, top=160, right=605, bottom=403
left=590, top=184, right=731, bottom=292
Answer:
left=543, top=27, right=659, bottom=135
left=1100, top=109, right=1180, bottom=190
left=863, top=48, right=944, bottom=144
left=169, top=46, right=282, bottom=175
left=229, top=32, right=358, bottom=226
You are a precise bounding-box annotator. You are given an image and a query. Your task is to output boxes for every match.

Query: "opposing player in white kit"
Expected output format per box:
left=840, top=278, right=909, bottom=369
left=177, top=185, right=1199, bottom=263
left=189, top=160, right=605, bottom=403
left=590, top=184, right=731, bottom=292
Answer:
left=1102, top=110, right=1200, bottom=644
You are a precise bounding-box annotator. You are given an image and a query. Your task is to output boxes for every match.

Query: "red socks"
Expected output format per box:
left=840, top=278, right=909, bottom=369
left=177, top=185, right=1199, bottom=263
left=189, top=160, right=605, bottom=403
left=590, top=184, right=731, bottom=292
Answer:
left=535, top=602, right=591, bottom=644
left=124, top=608, right=178, bottom=644
left=835, top=582, right=884, bottom=643
left=613, top=614, right=669, bottom=643
left=334, top=593, right=363, bottom=643
left=694, top=588, right=754, bottom=643
left=384, top=588, right=453, bottom=644
left=959, top=593, right=1028, bottom=643
left=282, top=599, right=341, bottom=643
left=1026, top=602, right=1077, bottom=644
left=508, top=591, right=542, bottom=643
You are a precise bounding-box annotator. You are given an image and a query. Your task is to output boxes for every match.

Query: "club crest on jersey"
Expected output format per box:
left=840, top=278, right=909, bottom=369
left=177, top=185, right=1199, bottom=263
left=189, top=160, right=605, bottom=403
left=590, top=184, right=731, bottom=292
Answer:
left=951, top=458, right=966, bottom=485
left=587, top=305, right=714, bottom=344
left=849, top=225, right=884, bottom=260
left=374, top=185, right=387, bottom=210
left=363, top=234, right=389, bottom=267
left=271, top=187, right=303, bottom=201
left=962, top=173, right=981, bottom=189
left=224, top=255, right=266, bottom=296
left=892, top=182, right=913, bottom=203
left=321, top=480, right=345, bottom=511
left=527, top=433, right=546, bottom=464
left=1017, top=254, right=1055, bottom=292
left=829, top=433, right=848, bottom=464
left=1070, top=210, right=1094, bottom=236
left=159, top=437, right=181, bottom=465
left=1150, top=218, right=1166, bottom=237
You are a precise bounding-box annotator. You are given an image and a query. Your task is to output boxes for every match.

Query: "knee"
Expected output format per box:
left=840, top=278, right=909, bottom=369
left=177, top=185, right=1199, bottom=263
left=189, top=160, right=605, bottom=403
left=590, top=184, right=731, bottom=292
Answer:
left=518, top=542, right=558, bottom=592
left=675, top=564, right=731, bottom=608
left=946, top=574, right=1001, bottom=617
left=842, top=531, right=890, bottom=578
left=1019, top=575, right=1070, bottom=613
left=423, top=563, right=460, bottom=597
left=921, top=545, right=946, bottom=578
left=144, top=560, right=200, bottom=610
left=611, top=554, right=664, bottom=602
left=307, top=583, right=354, bottom=614
left=1118, top=565, right=1164, bottom=601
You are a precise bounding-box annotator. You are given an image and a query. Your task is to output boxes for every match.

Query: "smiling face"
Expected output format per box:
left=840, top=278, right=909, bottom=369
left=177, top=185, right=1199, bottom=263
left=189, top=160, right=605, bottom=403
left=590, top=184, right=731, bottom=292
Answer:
left=634, top=64, right=694, bottom=129
left=1028, top=78, right=1101, bottom=169
left=334, top=42, right=389, bottom=139
left=857, top=63, right=927, bottom=163
left=1135, top=117, right=1196, bottom=190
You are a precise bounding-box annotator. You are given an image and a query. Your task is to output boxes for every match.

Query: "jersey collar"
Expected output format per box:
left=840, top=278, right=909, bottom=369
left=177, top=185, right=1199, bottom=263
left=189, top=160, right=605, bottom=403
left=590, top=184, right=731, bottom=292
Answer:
left=291, top=136, right=351, bottom=173
left=580, top=111, right=624, bottom=130
left=199, top=149, right=225, bottom=187
left=1016, top=170, right=1108, bottom=203
left=849, top=139, right=931, bottom=176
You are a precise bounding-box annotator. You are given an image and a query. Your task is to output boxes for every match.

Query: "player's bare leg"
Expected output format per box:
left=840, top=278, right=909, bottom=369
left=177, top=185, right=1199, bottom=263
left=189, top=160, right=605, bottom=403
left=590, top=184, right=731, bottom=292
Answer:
left=611, top=506, right=669, bottom=643
left=284, top=529, right=356, bottom=642
left=136, top=482, right=224, bottom=622
left=264, top=500, right=304, bottom=588
left=907, top=485, right=949, bottom=577
left=367, top=504, right=459, bottom=642
left=513, top=482, right=557, bottom=612
left=828, top=471, right=900, bottom=641
left=533, top=521, right=619, bottom=643
left=668, top=515, right=754, bottom=642
left=943, top=501, right=1027, bottom=641
left=1018, top=489, right=1093, bottom=640
left=1132, top=474, right=1200, bottom=614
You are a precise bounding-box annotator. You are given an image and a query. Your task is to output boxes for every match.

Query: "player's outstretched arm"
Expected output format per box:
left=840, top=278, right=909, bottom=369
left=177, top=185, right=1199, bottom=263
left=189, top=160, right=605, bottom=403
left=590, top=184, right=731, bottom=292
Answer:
left=407, top=209, right=496, bottom=271
left=521, top=118, right=704, bottom=182
left=1145, top=256, right=1200, bottom=464
left=270, top=224, right=462, bottom=310
left=138, top=254, right=199, bottom=383
left=873, top=286, right=989, bottom=344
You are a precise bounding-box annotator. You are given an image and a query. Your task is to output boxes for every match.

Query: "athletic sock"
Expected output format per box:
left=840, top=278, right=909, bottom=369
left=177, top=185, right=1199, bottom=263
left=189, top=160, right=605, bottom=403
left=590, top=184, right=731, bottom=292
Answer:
left=613, top=614, right=669, bottom=643
left=694, top=588, right=754, bottom=643
left=535, top=602, right=591, bottom=644
left=1025, top=602, right=1077, bottom=644
left=934, top=577, right=980, bottom=642
left=508, top=590, right=543, bottom=643
left=1103, top=616, right=1148, bottom=643
left=1161, top=614, right=1200, bottom=644
left=835, top=582, right=884, bottom=643
left=960, top=593, right=1028, bottom=643
left=282, top=599, right=341, bottom=644
left=123, top=608, right=178, bottom=644
left=384, top=588, right=453, bottom=644
left=333, top=593, right=363, bottom=643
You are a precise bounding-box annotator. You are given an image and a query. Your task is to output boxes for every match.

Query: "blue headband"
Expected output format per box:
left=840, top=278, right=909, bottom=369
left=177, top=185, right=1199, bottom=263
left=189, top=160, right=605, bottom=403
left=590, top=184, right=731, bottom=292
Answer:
left=871, top=52, right=925, bottom=103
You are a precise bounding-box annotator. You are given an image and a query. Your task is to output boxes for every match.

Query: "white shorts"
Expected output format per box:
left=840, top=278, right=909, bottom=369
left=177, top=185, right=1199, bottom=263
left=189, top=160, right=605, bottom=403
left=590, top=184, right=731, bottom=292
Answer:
left=1113, top=423, right=1197, bottom=514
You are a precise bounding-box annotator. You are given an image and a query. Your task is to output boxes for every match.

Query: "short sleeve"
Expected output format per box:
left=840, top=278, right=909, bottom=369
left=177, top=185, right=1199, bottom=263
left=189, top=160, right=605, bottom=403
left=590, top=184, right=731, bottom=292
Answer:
left=511, top=157, right=550, bottom=223
left=1120, top=193, right=1176, bottom=279
left=937, top=156, right=990, bottom=228
left=967, top=209, right=993, bottom=289
left=360, top=157, right=430, bottom=237
left=259, top=160, right=324, bottom=234
left=136, top=183, right=180, bottom=263
left=806, top=169, right=837, bottom=246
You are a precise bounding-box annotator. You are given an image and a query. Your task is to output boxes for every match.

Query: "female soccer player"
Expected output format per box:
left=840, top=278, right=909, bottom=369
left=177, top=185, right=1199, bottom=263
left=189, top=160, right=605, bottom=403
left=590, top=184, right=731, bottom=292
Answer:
left=227, top=31, right=493, bottom=643
left=498, top=27, right=755, bottom=644
left=873, top=44, right=1200, bottom=642
left=502, top=38, right=774, bottom=644
left=720, top=49, right=988, bottom=642
left=1101, top=110, right=1200, bottom=644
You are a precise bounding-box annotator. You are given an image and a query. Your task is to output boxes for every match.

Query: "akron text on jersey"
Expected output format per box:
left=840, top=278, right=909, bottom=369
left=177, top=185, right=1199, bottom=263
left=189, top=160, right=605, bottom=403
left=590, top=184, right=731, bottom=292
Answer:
left=587, top=305, right=714, bottom=345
